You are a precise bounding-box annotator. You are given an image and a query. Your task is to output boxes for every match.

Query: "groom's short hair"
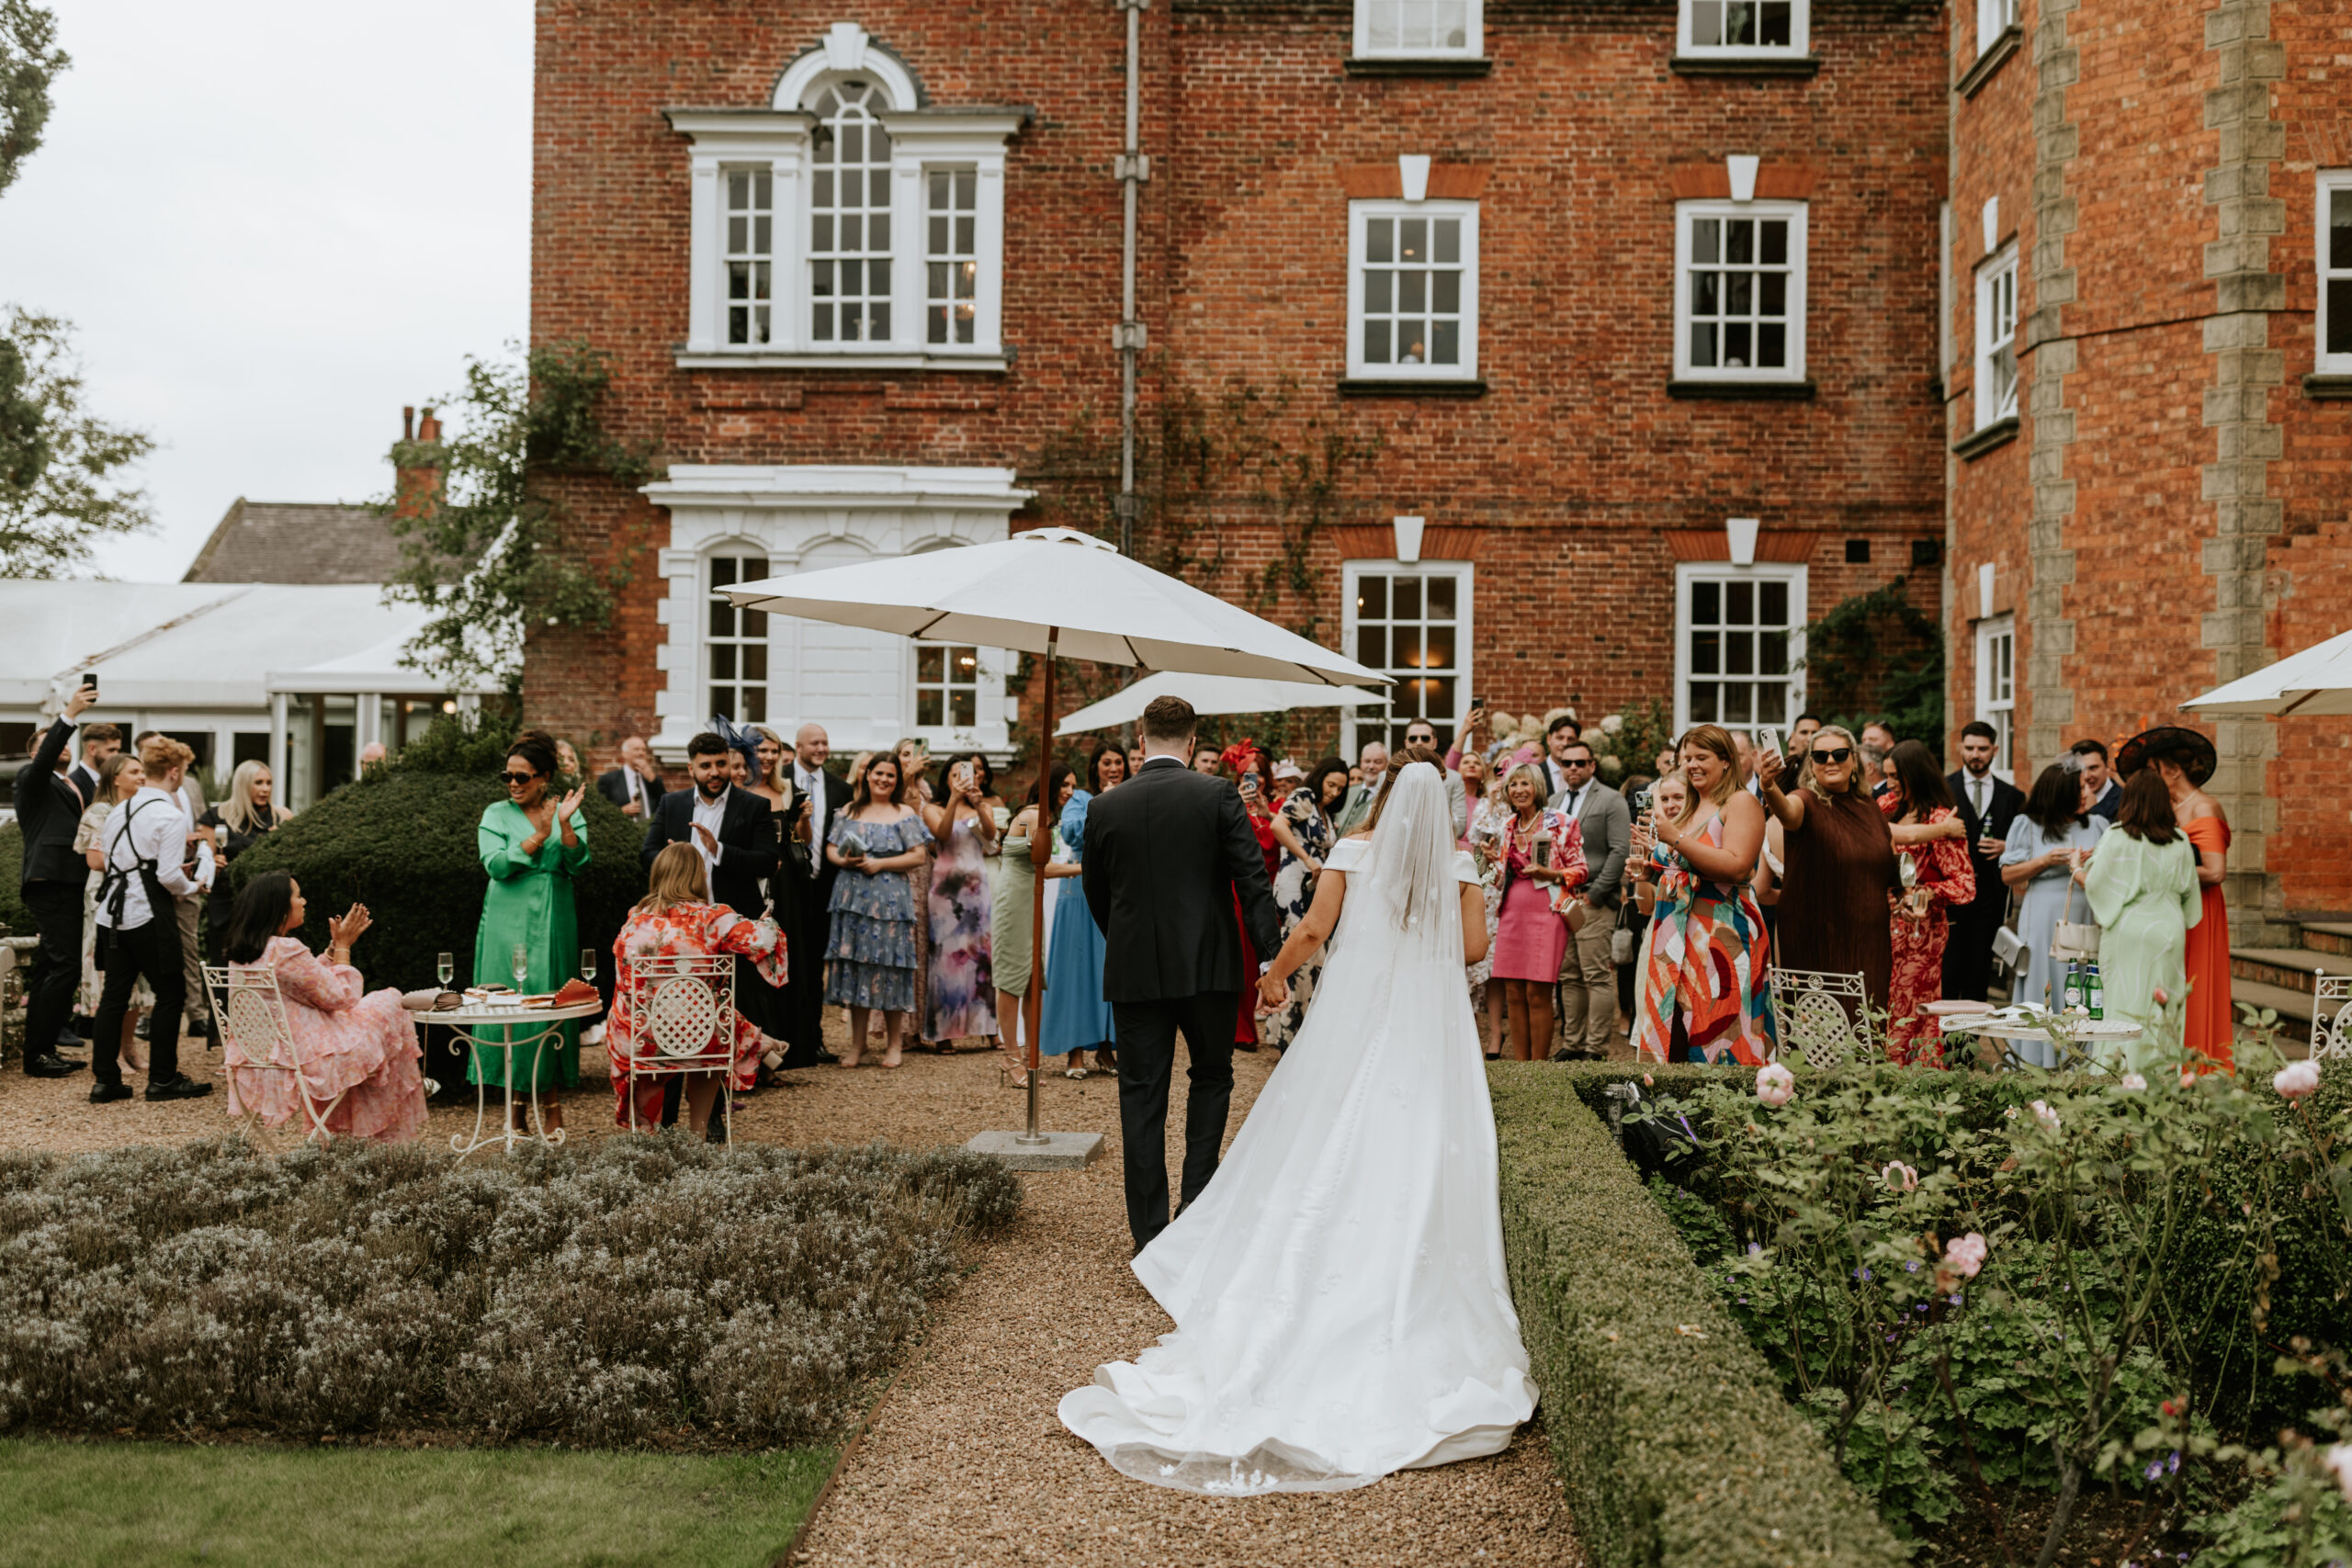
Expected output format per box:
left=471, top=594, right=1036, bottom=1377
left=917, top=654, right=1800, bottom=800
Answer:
left=1138, top=694, right=1198, bottom=745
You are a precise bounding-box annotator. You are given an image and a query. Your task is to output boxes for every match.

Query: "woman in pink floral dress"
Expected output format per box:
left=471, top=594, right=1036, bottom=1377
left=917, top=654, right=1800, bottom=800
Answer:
left=222, top=872, right=428, bottom=1142
left=1878, top=740, right=1976, bottom=1066
left=609, top=842, right=787, bottom=1134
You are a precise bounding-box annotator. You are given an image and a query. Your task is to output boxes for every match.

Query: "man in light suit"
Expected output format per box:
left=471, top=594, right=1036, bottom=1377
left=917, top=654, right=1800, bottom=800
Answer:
left=1945, top=721, right=2028, bottom=1002
left=1547, top=737, right=1631, bottom=1059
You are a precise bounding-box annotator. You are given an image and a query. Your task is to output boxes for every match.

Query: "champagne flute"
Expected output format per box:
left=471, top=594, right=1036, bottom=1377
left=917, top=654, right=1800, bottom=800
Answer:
left=436, top=952, right=454, bottom=987
left=580, top=948, right=597, bottom=985
left=511, top=942, right=529, bottom=994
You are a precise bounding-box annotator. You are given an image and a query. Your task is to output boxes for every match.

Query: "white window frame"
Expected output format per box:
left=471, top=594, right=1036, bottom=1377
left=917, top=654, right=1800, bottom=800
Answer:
left=1351, top=0, right=1483, bottom=60
left=1976, top=0, right=2018, bottom=54
left=1346, top=200, right=1481, bottom=382
left=705, top=547, right=774, bottom=726
left=910, top=639, right=994, bottom=747
left=1678, top=0, right=1809, bottom=59
left=1340, top=559, right=1475, bottom=759
left=1673, top=200, right=1809, bottom=385
left=668, top=24, right=1021, bottom=372
left=2318, top=169, right=2352, bottom=374
left=1973, top=615, right=2016, bottom=782
left=1671, top=562, right=1807, bottom=735
left=1974, top=242, right=2020, bottom=429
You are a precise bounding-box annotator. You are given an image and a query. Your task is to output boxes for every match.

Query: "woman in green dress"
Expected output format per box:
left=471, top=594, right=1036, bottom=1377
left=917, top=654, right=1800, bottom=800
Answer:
left=473, top=729, right=592, bottom=1131
left=2078, top=769, right=2201, bottom=1073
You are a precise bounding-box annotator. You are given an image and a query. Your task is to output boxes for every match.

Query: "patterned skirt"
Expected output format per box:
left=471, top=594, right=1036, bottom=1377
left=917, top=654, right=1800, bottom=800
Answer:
left=1630, top=887, right=1775, bottom=1066
left=825, top=910, right=919, bottom=1012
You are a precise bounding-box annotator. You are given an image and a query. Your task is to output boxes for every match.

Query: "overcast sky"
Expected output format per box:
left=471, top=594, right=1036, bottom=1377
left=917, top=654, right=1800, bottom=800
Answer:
left=0, top=0, right=533, bottom=581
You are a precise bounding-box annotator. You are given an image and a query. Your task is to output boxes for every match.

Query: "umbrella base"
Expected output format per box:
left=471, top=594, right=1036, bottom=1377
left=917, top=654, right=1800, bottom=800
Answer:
left=965, top=1130, right=1106, bottom=1170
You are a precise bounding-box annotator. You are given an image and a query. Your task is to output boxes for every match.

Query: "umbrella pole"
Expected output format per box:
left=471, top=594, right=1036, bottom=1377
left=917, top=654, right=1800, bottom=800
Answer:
left=1018, top=632, right=1058, bottom=1145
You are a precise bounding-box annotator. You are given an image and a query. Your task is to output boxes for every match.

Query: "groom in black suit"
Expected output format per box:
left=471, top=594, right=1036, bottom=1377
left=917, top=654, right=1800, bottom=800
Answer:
left=1083, top=695, right=1286, bottom=1252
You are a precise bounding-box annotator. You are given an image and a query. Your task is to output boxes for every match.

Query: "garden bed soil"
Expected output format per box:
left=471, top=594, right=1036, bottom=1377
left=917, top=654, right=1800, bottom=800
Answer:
left=1918, top=1479, right=2199, bottom=1568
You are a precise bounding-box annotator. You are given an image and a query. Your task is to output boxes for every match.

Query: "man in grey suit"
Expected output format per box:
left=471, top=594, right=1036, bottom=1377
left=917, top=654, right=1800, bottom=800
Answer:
left=1547, top=737, right=1630, bottom=1060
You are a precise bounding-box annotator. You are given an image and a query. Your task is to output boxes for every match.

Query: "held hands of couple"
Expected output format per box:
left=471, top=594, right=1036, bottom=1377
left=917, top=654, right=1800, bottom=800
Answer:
left=1254, top=968, right=1292, bottom=1017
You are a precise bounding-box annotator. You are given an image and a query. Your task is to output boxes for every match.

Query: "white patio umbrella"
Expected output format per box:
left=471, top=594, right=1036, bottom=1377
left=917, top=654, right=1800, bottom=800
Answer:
left=722, top=527, right=1389, bottom=1160
left=1056, top=671, right=1383, bottom=738
left=2180, top=626, right=2352, bottom=717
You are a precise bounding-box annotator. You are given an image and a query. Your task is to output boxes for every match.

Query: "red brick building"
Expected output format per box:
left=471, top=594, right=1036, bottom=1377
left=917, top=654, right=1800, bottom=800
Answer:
left=1944, top=0, right=2352, bottom=935
left=526, top=0, right=1950, bottom=771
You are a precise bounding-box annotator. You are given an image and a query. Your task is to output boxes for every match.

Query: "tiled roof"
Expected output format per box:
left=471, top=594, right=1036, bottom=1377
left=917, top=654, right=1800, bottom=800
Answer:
left=182, top=498, right=405, bottom=585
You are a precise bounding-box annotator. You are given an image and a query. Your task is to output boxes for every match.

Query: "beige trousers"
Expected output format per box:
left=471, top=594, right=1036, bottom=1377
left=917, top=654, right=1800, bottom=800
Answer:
left=1557, top=903, right=1617, bottom=1054
left=176, top=895, right=208, bottom=1023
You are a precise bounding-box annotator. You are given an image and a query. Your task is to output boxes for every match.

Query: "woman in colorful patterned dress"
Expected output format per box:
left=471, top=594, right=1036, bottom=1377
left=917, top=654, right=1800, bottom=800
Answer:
left=824, top=753, right=935, bottom=1068
left=1629, top=727, right=1772, bottom=1066
left=922, top=753, right=1000, bottom=1047
left=893, top=738, right=936, bottom=1035
left=609, top=842, right=786, bottom=1133
left=222, top=871, right=428, bottom=1142
left=1485, top=762, right=1586, bottom=1062
left=1878, top=740, right=1976, bottom=1066
left=1261, top=756, right=1349, bottom=1051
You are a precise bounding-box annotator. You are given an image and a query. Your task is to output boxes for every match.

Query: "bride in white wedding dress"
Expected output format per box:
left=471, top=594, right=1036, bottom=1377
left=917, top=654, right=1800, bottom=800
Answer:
left=1058, top=759, right=1537, bottom=1495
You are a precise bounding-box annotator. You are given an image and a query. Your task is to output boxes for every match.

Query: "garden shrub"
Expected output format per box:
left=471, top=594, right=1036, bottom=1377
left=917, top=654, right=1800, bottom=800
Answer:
left=1487, top=1064, right=1908, bottom=1568
left=0, top=1134, right=1018, bottom=1446
left=0, top=822, right=27, bottom=937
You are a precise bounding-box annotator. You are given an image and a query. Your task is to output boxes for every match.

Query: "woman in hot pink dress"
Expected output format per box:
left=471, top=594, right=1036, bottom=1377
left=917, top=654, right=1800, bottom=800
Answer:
left=610, top=842, right=788, bottom=1133
left=1482, top=762, right=1586, bottom=1061
left=1878, top=741, right=1976, bottom=1067
left=222, top=872, right=428, bottom=1142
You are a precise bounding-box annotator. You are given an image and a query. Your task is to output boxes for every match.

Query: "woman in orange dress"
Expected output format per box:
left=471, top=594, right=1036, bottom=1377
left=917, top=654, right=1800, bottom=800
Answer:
left=2121, top=728, right=2231, bottom=1066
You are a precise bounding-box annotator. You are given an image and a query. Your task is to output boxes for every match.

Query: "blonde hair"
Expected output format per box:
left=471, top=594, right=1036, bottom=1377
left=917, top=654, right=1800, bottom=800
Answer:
left=751, top=726, right=791, bottom=795
left=636, top=840, right=710, bottom=915
left=1499, top=761, right=1550, bottom=814
left=219, top=759, right=285, bottom=834
left=1805, top=725, right=1867, bottom=796
left=1672, top=726, right=1741, bottom=828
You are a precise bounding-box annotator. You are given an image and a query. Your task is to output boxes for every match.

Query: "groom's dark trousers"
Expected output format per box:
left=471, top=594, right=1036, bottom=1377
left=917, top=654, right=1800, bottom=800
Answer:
left=1083, top=753, right=1284, bottom=1252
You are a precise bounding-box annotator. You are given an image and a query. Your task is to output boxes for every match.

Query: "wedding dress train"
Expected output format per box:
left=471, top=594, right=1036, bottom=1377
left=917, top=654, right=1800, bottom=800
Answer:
left=1058, top=762, right=1537, bottom=1495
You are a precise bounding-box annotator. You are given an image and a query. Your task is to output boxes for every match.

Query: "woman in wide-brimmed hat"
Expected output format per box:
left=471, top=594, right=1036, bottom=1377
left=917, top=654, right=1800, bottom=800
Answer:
left=2117, top=726, right=2231, bottom=1066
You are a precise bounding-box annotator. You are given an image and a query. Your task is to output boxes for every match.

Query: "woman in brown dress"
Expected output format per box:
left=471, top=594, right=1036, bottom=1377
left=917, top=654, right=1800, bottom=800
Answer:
left=1758, top=724, right=1901, bottom=1015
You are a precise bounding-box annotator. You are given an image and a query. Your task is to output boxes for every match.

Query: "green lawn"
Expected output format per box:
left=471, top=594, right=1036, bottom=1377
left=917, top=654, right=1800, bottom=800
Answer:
left=0, top=1441, right=833, bottom=1568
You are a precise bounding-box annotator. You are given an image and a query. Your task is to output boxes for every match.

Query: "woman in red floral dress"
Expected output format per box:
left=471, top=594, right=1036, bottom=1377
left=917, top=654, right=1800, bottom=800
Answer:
left=1878, top=740, right=1976, bottom=1066
left=609, top=842, right=787, bottom=1133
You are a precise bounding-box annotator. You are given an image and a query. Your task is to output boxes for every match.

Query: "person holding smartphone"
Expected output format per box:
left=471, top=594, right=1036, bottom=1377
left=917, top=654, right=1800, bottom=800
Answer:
left=919, top=753, right=1001, bottom=1051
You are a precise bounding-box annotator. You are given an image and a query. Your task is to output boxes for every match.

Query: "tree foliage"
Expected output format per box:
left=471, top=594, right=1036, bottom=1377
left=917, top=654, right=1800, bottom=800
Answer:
left=380, top=340, right=656, bottom=687
left=0, top=0, right=65, bottom=197
left=0, top=307, right=156, bottom=577
left=1800, top=574, right=1945, bottom=742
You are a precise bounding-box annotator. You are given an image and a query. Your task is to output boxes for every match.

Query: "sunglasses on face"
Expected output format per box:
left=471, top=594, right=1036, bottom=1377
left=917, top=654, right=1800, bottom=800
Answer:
left=1810, top=747, right=1854, bottom=764
left=503, top=771, right=538, bottom=784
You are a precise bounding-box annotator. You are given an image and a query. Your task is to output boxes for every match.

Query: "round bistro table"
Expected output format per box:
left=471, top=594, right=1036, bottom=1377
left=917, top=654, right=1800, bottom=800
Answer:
left=439, top=998, right=603, bottom=1156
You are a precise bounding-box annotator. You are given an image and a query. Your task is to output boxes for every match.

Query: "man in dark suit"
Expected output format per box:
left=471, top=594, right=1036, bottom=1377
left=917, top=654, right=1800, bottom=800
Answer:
left=15, top=684, right=98, bottom=1077
left=597, top=735, right=664, bottom=819
left=1083, top=694, right=1285, bottom=1253
left=67, top=721, right=119, bottom=807
left=2072, top=739, right=2120, bottom=820
left=776, top=724, right=853, bottom=1068
left=639, top=732, right=781, bottom=923
left=1945, top=720, right=2028, bottom=1002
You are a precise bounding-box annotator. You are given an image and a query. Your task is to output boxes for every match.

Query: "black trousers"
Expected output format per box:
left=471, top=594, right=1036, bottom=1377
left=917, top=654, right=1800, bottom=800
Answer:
left=1944, top=902, right=2002, bottom=1002
left=1112, top=990, right=1238, bottom=1252
left=93, top=917, right=187, bottom=1086
left=19, top=879, right=83, bottom=1063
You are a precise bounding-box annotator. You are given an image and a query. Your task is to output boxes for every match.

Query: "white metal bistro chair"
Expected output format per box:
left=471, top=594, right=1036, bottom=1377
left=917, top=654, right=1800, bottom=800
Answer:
left=2309, top=971, right=2352, bottom=1062
left=1768, top=966, right=1873, bottom=1069
left=207, top=964, right=347, bottom=1145
left=621, top=953, right=738, bottom=1142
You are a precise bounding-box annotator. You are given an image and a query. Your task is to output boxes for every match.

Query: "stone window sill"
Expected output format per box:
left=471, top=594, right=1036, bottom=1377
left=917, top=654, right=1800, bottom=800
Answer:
left=2301, top=373, right=2352, bottom=400
left=673, top=351, right=1009, bottom=374
left=1339, top=378, right=1488, bottom=398
left=1668, top=54, right=1822, bottom=79
left=1955, top=26, right=2021, bottom=98
left=1666, top=378, right=1816, bottom=400
left=1952, top=415, right=2019, bottom=460
left=1344, top=56, right=1492, bottom=77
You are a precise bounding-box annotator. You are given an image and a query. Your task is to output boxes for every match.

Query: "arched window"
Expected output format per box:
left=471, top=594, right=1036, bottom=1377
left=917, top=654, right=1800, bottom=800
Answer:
left=809, top=81, right=894, bottom=344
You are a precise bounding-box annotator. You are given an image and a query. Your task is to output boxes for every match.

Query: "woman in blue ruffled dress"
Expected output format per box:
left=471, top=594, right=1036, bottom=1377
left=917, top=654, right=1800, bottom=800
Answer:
left=1039, top=745, right=1125, bottom=1077
left=824, top=752, right=935, bottom=1068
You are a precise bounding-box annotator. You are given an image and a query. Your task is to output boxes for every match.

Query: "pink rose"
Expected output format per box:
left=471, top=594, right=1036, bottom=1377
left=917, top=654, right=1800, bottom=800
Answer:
left=1945, top=1232, right=1988, bottom=1279
left=2152, top=986, right=2169, bottom=1006
left=2030, top=1099, right=2061, bottom=1133
left=2119, top=1071, right=2147, bottom=1091
left=2273, top=1059, right=2323, bottom=1100
left=1754, top=1062, right=1795, bottom=1109
left=1882, top=1160, right=1919, bottom=1192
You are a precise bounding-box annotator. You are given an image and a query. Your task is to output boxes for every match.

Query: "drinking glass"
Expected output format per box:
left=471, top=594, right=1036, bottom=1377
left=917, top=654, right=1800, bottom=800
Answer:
left=511, top=942, right=529, bottom=991
left=581, top=948, right=597, bottom=984
left=436, top=952, right=454, bottom=987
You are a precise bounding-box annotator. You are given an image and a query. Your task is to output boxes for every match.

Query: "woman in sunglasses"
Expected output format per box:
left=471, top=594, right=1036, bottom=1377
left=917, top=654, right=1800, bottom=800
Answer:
left=471, top=729, right=592, bottom=1132
left=1756, top=725, right=1902, bottom=1033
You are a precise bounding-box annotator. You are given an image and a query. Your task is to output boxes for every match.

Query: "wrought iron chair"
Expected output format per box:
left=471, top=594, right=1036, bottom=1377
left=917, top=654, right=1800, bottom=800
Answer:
left=207, top=964, right=346, bottom=1145
left=620, top=953, right=738, bottom=1142
left=1767, top=966, right=1873, bottom=1069
left=2309, top=972, right=2352, bottom=1062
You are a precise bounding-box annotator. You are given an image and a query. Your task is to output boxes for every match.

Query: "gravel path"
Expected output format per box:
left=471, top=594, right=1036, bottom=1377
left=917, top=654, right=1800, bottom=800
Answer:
left=1, top=1023, right=1583, bottom=1565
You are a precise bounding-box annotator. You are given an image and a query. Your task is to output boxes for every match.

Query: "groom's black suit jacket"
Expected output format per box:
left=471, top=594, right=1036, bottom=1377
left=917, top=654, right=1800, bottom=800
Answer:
left=1082, top=756, right=1283, bottom=1003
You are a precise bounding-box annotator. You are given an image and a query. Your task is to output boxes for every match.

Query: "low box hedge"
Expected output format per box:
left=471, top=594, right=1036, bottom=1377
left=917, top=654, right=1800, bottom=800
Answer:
left=1488, top=1061, right=1907, bottom=1568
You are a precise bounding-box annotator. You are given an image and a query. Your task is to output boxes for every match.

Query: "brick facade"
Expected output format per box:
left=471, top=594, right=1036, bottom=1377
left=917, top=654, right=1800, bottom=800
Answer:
left=1947, top=0, right=2352, bottom=929
left=526, top=0, right=1949, bottom=776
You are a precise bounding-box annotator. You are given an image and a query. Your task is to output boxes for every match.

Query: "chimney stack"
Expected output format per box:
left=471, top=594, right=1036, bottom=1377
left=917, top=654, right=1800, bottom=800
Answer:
left=392, top=404, right=445, bottom=521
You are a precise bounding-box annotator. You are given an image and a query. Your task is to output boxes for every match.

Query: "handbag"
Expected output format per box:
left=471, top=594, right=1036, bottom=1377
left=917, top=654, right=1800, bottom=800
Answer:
left=2052, top=877, right=2100, bottom=963
left=1990, top=924, right=2025, bottom=971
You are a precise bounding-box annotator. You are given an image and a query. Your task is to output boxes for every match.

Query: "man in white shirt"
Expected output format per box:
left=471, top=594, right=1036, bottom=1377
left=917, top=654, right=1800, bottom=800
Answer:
left=597, top=736, right=663, bottom=818
left=1538, top=713, right=1583, bottom=798
left=782, top=723, right=850, bottom=1068
left=90, top=738, right=216, bottom=1102
left=1332, top=739, right=1389, bottom=835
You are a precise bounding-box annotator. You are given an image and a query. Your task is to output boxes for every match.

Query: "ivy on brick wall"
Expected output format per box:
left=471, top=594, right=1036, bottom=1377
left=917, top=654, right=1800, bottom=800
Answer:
left=1799, top=574, right=1945, bottom=744
left=379, top=340, right=656, bottom=688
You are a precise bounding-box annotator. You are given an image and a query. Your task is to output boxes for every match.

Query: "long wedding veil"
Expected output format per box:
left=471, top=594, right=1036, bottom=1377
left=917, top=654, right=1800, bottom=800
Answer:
left=1354, top=761, right=1463, bottom=965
